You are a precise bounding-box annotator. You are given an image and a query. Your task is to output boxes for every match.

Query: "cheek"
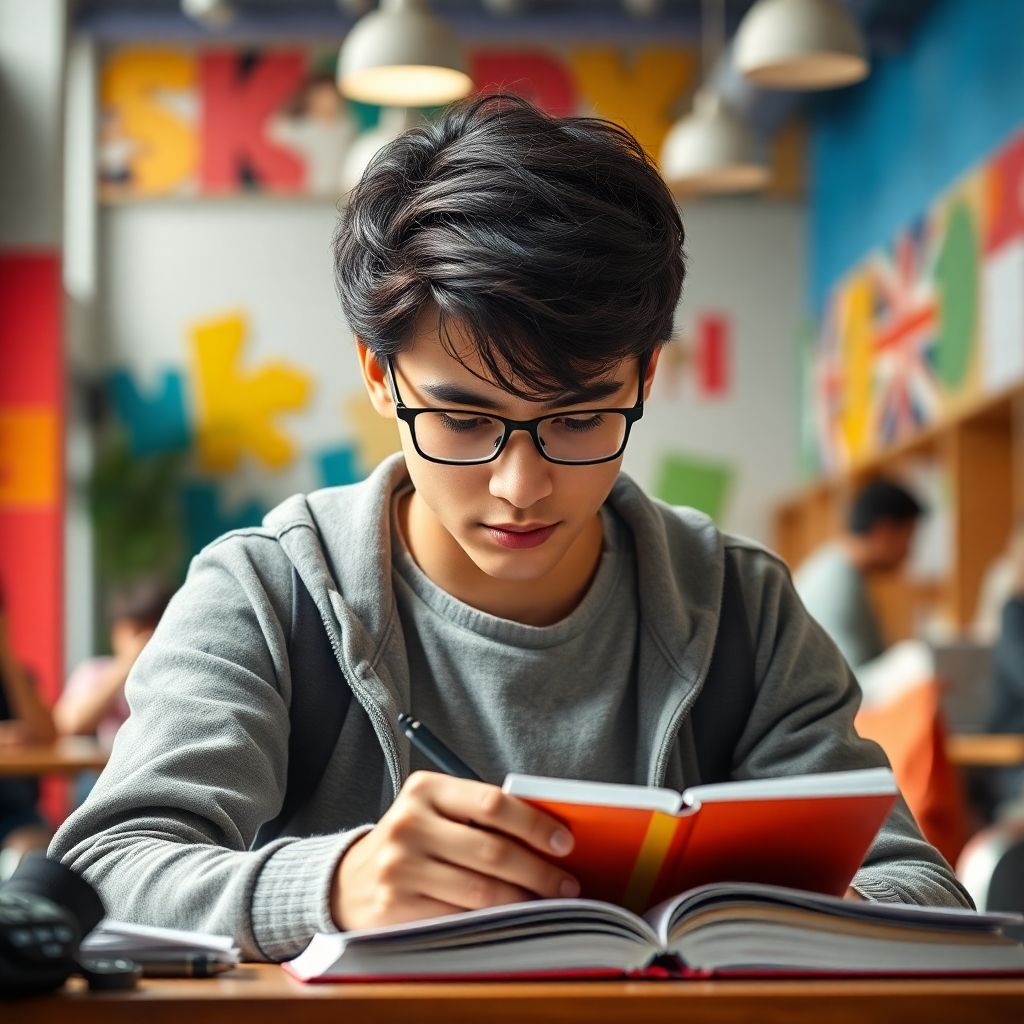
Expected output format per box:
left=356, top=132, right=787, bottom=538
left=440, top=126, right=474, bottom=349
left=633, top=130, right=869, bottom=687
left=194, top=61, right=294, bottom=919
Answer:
left=555, top=462, right=621, bottom=512
left=404, top=458, right=486, bottom=520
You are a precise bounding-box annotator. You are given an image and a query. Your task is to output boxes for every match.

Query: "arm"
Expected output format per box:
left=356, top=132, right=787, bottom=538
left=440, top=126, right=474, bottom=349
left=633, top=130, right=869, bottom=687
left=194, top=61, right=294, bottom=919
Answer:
left=0, top=612, right=56, bottom=744
left=53, top=646, right=141, bottom=737
left=730, top=544, right=972, bottom=909
left=48, top=535, right=365, bottom=962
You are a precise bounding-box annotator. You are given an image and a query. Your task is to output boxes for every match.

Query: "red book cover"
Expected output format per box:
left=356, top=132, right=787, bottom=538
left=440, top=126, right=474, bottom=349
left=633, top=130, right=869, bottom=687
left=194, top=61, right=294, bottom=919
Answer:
left=504, top=769, right=898, bottom=912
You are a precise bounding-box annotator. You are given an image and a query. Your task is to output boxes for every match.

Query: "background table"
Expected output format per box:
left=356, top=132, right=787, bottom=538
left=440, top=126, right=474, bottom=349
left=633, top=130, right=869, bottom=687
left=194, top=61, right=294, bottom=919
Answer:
left=947, top=734, right=1024, bottom=767
left=13, top=964, right=1024, bottom=1024
left=0, top=737, right=109, bottom=777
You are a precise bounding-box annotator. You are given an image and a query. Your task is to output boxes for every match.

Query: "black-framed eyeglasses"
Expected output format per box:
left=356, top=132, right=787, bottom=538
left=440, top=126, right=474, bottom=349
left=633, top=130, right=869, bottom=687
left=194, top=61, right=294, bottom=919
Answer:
left=385, top=355, right=647, bottom=466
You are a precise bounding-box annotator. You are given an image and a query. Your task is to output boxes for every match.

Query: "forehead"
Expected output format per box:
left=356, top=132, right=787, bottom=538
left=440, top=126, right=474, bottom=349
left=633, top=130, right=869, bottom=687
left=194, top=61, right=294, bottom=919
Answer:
left=399, top=308, right=630, bottom=398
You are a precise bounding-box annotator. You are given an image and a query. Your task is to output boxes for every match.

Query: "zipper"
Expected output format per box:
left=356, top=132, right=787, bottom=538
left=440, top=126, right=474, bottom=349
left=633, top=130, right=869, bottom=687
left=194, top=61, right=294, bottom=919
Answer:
left=652, top=671, right=707, bottom=787
left=317, top=594, right=403, bottom=800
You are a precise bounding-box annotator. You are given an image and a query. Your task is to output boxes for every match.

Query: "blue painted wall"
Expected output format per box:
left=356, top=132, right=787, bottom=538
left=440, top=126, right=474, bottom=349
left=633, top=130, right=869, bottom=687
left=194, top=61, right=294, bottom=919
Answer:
left=809, top=0, right=1024, bottom=313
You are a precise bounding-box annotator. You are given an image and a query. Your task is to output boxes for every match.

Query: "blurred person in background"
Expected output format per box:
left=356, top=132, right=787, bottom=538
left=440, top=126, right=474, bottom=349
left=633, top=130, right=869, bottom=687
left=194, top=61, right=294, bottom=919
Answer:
left=0, top=584, right=57, bottom=876
left=55, top=579, right=172, bottom=749
left=795, top=478, right=926, bottom=670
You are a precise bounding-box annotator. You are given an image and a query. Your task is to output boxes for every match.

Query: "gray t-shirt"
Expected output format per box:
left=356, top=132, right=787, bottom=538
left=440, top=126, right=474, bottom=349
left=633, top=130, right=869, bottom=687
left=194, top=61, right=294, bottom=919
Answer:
left=794, top=541, right=884, bottom=669
left=391, top=499, right=641, bottom=786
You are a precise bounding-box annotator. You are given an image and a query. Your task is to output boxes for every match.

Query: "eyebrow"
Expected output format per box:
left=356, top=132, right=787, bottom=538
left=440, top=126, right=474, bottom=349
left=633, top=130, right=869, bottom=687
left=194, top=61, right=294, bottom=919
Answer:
left=419, top=379, right=626, bottom=411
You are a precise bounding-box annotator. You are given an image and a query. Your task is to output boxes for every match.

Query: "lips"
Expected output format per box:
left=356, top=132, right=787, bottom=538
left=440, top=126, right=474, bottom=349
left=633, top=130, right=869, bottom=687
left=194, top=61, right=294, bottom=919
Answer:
left=488, top=523, right=552, bottom=533
left=484, top=522, right=558, bottom=550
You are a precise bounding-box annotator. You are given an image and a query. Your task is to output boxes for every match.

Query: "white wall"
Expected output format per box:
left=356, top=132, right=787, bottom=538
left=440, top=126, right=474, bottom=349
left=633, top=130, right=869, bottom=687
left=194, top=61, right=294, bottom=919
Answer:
left=97, top=194, right=804, bottom=548
left=624, top=199, right=805, bottom=542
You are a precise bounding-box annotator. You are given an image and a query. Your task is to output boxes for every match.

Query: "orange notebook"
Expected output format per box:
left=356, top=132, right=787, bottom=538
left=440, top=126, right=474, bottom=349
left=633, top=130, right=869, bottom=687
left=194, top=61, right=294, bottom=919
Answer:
left=502, top=767, right=899, bottom=912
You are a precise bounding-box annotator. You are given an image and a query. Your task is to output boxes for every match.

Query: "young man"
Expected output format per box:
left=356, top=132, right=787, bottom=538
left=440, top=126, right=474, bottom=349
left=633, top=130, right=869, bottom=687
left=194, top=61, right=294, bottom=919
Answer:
left=795, top=478, right=925, bottom=670
left=51, top=95, right=970, bottom=961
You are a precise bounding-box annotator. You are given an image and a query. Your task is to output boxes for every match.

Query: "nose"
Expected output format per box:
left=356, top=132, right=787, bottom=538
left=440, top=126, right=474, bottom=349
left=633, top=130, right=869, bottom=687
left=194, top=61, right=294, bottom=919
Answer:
left=488, top=428, right=554, bottom=509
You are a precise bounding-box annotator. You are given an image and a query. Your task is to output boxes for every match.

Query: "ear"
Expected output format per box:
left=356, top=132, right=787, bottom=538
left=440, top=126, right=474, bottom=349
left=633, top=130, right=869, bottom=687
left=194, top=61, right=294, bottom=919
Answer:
left=642, top=346, right=662, bottom=402
left=356, top=338, right=395, bottom=419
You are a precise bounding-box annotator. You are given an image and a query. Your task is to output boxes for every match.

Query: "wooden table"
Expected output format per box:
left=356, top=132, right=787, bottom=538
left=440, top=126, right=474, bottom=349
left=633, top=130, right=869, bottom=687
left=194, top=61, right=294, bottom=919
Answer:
left=947, top=734, right=1024, bottom=767
left=0, top=737, right=109, bottom=776
left=12, top=965, right=1024, bottom=1024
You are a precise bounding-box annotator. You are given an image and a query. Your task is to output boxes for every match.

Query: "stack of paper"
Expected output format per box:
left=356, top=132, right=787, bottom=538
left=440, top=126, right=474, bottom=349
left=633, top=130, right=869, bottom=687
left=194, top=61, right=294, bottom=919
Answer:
left=82, top=921, right=240, bottom=964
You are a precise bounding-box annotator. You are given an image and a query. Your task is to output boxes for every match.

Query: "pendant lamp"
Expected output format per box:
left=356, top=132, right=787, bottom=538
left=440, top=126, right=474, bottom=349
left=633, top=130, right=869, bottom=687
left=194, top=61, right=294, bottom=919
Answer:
left=660, top=90, right=770, bottom=195
left=337, top=0, right=473, bottom=107
left=734, top=0, right=868, bottom=90
left=660, top=0, right=768, bottom=195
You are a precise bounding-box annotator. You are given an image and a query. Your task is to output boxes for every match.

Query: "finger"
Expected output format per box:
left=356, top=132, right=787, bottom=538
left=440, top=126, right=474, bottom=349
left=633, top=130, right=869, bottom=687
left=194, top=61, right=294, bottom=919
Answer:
left=425, top=816, right=580, bottom=900
left=408, top=773, right=575, bottom=859
left=414, top=857, right=537, bottom=911
left=369, top=894, right=466, bottom=929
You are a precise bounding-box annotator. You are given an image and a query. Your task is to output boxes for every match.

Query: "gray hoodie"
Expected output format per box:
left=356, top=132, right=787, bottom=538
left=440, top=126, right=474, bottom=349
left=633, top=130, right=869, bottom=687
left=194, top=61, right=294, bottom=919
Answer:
left=50, top=455, right=971, bottom=961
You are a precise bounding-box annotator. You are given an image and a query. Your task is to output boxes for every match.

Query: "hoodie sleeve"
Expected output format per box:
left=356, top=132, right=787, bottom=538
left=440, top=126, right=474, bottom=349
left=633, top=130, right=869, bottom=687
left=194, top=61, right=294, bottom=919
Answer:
left=48, top=533, right=371, bottom=962
left=727, top=543, right=973, bottom=909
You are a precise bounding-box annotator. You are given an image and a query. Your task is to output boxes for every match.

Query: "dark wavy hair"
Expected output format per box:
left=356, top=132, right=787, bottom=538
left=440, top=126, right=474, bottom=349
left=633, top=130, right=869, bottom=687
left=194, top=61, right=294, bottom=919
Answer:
left=849, top=478, right=927, bottom=535
left=333, top=93, right=686, bottom=399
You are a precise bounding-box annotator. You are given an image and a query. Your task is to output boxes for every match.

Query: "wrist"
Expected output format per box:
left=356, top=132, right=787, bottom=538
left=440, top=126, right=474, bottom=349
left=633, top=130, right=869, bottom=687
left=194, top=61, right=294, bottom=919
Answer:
left=330, top=828, right=372, bottom=931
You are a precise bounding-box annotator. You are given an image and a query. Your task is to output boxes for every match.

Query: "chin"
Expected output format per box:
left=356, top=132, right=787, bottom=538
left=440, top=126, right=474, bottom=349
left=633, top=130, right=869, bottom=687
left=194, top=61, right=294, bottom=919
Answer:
left=465, top=538, right=570, bottom=583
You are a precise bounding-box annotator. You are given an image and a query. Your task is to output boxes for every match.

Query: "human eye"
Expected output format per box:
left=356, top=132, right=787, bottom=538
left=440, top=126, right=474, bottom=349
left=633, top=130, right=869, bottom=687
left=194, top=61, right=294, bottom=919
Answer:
left=552, top=413, right=606, bottom=433
left=437, top=412, right=495, bottom=434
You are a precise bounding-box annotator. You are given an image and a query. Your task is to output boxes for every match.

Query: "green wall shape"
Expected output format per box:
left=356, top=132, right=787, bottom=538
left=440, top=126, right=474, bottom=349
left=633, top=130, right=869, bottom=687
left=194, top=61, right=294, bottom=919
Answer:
left=653, top=452, right=734, bottom=523
left=934, top=200, right=978, bottom=391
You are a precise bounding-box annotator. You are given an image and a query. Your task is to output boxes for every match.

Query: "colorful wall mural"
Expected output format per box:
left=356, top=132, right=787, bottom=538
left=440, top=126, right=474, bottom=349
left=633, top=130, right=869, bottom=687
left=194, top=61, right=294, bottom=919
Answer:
left=100, top=305, right=402, bottom=574
left=97, top=43, right=802, bottom=201
left=806, top=129, right=1024, bottom=474
left=92, top=44, right=806, bottom=596
left=0, top=253, right=63, bottom=707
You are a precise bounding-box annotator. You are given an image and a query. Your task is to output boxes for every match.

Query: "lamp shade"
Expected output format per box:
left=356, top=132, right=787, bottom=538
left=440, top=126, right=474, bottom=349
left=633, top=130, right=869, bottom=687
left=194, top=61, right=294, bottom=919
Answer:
left=660, top=91, right=769, bottom=195
left=734, top=0, right=868, bottom=90
left=337, top=0, right=473, bottom=107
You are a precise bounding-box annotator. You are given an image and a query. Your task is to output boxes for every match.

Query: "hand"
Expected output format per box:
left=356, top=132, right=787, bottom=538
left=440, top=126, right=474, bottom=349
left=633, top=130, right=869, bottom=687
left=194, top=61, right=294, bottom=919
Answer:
left=844, top=887, right=865, bottom=901
left=332, top=771, right=579, bottom=931
left=113, top=627, right=153, bottom=667
left=0, top=720, right=29, bottom=747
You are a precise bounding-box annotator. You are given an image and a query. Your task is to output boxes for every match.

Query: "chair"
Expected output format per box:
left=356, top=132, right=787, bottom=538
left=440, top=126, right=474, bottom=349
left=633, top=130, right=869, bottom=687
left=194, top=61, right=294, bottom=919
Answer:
left=957, top=818, right=1024, bottom=913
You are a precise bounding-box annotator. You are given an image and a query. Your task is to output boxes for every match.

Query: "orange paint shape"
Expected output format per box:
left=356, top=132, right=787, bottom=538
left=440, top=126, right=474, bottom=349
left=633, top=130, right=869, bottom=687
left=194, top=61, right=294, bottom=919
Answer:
left=0, top=407, right=58, bottom=507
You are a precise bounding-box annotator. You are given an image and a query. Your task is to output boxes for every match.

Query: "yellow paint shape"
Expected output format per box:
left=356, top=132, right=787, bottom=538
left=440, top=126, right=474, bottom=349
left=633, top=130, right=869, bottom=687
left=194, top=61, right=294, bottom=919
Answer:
left=622, top=811, right=679, bottom=913
left=838, top=273, right=875, bottom=462
left=0, top=407, right=58, bottom=507
left=101, top=47, right=197, bottom=195
left=569, top=47, right=695, bottom=161
left=190, top=312, right=312, bottom=472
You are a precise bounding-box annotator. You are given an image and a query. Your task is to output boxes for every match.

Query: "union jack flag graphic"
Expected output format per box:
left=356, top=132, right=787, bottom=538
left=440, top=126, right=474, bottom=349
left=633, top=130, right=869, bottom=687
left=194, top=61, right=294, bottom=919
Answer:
left=868, top=218, right=942, bottom=446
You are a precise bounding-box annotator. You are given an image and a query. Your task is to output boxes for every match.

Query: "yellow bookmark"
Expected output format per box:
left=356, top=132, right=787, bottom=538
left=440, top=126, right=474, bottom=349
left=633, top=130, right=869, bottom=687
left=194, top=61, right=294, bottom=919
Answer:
left=622, top=812, right=678, bottom=912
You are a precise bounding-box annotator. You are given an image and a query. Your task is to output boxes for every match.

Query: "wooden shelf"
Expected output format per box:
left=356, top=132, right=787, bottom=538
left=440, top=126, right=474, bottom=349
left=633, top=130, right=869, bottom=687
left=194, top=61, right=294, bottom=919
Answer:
left=775, top=382, right=1024, bottom=638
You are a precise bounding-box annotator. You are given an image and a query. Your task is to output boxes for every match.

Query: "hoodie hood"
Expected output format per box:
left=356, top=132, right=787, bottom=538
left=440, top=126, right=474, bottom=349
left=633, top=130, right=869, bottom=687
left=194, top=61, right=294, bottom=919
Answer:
left=262, top=453, right=727, bottom=786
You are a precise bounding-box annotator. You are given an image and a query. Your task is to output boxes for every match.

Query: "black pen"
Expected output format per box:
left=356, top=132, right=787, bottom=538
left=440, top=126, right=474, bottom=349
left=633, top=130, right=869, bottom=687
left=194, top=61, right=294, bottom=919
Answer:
left=397, top=711, right=482, bottom=781
left=139, top=954, right=237, bottom=978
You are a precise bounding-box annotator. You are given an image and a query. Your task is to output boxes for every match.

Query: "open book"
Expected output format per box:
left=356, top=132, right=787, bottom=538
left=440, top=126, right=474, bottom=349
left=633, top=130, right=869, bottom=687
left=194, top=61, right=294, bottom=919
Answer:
left=284, top=882, right=1024, bottom=981
left=500, top=767, right=899, bottom=912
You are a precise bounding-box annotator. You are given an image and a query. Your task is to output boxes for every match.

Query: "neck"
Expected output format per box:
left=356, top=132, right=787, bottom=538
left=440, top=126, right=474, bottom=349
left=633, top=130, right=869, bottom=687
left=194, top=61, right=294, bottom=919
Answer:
left=398, top=491, right=605, bottom=626
left=839, top=534, right=874, bottom=573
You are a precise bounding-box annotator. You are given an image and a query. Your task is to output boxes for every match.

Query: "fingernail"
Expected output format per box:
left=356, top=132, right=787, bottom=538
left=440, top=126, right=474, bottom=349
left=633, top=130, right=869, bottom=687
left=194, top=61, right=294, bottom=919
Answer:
left=559, top=878, right=580, bottom=898
left=550, top=828, right=574, bottom=855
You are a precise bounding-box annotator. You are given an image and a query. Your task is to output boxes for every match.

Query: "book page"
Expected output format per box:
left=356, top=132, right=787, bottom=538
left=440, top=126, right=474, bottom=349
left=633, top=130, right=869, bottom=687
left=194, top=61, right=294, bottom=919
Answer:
left=285, top=899, right=661, bottom=981
left=681, top=767, right=896, bottom=804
